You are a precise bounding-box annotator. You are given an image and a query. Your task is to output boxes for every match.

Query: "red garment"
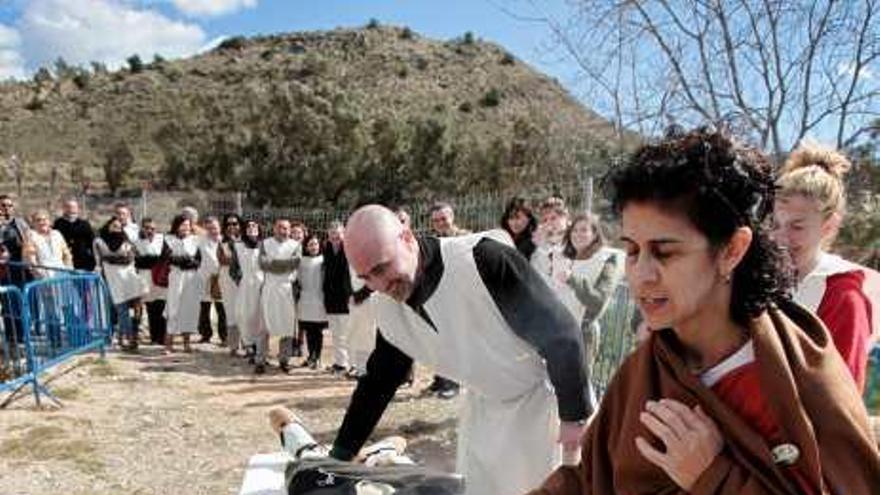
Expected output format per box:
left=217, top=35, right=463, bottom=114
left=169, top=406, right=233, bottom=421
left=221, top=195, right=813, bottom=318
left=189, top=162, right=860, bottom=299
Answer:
left=712, top=362, right=817, bottom=494
left=816, top=271, right=872, bottom=392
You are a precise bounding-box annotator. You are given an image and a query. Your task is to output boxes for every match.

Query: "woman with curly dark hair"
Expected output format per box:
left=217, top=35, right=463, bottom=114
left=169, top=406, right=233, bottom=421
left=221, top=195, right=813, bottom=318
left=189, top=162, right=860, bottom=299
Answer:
left=527, top=129, right=879, bottom=494
left=500, top=196, right=539, bottom=260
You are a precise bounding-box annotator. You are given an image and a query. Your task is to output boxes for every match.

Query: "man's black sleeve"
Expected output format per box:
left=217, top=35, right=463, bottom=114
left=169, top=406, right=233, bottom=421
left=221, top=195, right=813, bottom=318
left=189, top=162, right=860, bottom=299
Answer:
left=330, top=331, right=413, bottom=460
left=473, top=237, right=592, bottom=421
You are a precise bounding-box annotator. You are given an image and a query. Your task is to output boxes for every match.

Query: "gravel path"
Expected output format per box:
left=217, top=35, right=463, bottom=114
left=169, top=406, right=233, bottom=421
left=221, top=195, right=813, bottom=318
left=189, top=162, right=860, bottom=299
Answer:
left=0, top=342, right=458, bottom=495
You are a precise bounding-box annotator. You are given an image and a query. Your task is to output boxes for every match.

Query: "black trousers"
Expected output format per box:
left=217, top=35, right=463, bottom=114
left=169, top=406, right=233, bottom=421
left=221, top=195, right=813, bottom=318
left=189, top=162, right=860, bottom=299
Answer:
left=145, top=300, right=166, bottom=344
left=198, top=301, right=227, bottom=342
left=299, top=320, right=327, bottom=361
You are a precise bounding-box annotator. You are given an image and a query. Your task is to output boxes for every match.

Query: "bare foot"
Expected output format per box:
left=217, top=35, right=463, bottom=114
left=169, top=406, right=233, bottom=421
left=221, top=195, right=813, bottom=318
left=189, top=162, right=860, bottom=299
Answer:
left=268, top=406, right=299, bottom=434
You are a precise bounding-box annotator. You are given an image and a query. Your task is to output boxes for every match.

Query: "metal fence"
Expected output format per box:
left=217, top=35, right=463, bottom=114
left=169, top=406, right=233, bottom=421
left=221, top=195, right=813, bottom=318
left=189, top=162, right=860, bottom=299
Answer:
left=593, top=284, right=639, bottom=399
left=217, top=182, right=596, bottom=235
left=0, top=264, right=112, bottom=407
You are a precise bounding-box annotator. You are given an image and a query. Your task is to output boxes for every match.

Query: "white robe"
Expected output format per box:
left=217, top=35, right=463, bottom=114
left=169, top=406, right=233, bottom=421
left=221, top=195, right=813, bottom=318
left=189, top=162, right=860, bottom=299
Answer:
left=260, top=237, right=300, bottom=337
left=552, top=246, right=625, bottom=325
left=236, top=243, right=264, bottom=344
left=95, top=238, right=146, bottom=305
left=133, top=234, right=166, bottom=302
left=28, top=230, right=68, bottom=277
left=164, top=235, right=202, bottom=335
left=218, top=240, right=241, bottom=328
left=375, top=231, right=560, bottom=495
left=199, top=236, right=221, bottom=302
left=296, top=255, right=326, bottom=323
left=347, top=263, right=377, bottom=371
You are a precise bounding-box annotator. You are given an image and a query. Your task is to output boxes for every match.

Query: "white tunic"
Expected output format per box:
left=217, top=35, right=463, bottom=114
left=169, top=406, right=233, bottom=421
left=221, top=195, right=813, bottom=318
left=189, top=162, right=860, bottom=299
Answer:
left=347, top=262, right=377, bottom=368
left=94, top=238, right=147, bottom=305
left=375, top=232, right=559, bottom=495
left=260, top=237, right=300, bottom=336
left=198, top=236, right=221, bottom=302
left=218, top=240, right=240, bottom=328
left=165, top=235, right=202, bottom=335
left=28, top=230, right=68, bottom=277
left=296, top=255, right=326, bottom=323
left=553, top=246, right=625, bottom=324
left=236, top=243, right=264, bottom=344
left=133, top=234, right=166, bottom=302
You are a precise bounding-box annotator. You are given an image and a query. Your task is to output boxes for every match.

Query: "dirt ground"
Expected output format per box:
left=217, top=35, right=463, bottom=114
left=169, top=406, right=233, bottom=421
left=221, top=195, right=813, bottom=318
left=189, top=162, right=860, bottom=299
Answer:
left=0, top=341, right=458, bottom=495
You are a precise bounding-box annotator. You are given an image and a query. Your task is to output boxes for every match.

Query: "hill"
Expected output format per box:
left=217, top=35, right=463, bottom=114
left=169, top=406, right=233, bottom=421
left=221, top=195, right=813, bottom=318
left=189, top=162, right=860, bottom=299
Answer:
left=0, top=24, right=629, bottom=207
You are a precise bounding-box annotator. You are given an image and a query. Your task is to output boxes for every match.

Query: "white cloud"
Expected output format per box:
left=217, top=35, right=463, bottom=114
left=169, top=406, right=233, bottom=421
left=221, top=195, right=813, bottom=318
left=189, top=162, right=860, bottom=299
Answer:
left=0, top=24, right=26, bottom=80
left=18, top=0, right=207, bottom=71
left=170, top=0, right=257, bottom=17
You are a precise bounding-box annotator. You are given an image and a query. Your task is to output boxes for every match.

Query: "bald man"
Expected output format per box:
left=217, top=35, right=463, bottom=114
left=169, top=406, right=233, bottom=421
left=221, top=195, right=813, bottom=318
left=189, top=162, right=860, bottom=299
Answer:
left=330, top=205, right=593, bottom=495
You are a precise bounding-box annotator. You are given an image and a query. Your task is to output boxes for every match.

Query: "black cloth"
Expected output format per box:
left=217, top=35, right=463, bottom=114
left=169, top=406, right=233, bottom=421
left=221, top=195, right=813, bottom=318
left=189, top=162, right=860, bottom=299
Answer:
left=286, top=458, right=463, bottom=494
left=0, top=218, right=31, bottom=286
left=162, top=240, right=201, bottom=270
left=145, top=300, right=166, bottom=344
left=198, top=301, right=227, bottom=342
left=300, top=320, right=328, bottom=361
left=322, top=243, right=352, bottom=314
left=512, top=233, right=537, bottom=260
left=53, top=217, right=96, bottom=271
left=100, top=230, right=126, bottom=253
left=330, top=235, right=590, bottom=460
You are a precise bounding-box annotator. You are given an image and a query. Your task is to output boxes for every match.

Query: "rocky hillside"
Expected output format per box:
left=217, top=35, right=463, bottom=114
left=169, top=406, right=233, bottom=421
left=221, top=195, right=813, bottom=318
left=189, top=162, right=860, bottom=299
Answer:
left=0, top=24, right=629, bottom=207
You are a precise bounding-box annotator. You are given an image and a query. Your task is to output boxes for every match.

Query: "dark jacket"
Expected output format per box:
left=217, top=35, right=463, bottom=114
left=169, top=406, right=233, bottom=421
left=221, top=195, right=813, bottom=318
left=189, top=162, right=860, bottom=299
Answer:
left=0, top=217, right=31, bottom=286
left=322, top=242, right=352, bottom=314
left=53, top=216, right=96, bottom=271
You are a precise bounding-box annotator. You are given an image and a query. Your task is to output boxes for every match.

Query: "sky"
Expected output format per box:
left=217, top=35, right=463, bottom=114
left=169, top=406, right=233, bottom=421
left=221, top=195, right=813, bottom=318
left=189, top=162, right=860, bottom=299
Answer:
left=0, top=0, right=575, bottom=86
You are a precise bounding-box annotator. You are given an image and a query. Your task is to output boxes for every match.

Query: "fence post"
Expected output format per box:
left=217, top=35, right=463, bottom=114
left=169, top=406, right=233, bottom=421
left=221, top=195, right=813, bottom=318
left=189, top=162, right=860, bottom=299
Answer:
left=235, top=191, right=244, bottom=216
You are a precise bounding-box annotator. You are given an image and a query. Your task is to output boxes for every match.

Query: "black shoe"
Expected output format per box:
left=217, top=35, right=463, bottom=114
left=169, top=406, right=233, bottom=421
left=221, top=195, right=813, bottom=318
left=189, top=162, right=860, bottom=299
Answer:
left=254, top=364, right=266, bottom=374
left=309, top=360, right=319, bottom=370
left=279, top=362, right=290, bottom=373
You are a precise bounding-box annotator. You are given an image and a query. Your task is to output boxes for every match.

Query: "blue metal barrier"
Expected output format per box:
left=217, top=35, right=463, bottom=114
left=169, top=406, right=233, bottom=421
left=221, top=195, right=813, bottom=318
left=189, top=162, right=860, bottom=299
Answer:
left=0, top=285, right=34, bottom=400
left=0, top=263, right=112, bottom=406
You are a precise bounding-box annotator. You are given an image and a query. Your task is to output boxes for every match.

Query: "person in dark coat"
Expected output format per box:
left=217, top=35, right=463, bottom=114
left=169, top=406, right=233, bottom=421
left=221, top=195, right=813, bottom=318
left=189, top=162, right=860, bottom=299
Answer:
left=322, top=221, right=353, bottom=374
left=53, top=198, right=96, bottom=271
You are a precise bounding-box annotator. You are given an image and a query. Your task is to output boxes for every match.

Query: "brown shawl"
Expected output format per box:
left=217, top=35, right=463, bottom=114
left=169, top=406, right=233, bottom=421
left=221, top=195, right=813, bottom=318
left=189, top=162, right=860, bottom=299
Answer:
left=527, top=300, right=880, bottom=494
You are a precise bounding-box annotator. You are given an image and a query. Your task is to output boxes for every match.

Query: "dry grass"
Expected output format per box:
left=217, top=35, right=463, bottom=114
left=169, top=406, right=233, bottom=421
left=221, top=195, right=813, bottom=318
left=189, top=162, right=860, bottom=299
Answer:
left=0, top=424, right=104, bottom=475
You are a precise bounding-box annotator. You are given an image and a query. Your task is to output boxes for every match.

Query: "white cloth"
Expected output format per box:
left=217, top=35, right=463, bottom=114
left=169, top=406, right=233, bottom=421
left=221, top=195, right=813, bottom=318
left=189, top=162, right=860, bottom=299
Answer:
left=348, top=264, right=377, bottom=371
left=28, top=229, right=67, bottom=276
left=199, top=236, right=221, bottom=301
left=260, top=238, right=299, bottom=337
left=236, top=244, right=264, bottom=345
left=164, top=235, right=202, bottom=335
left=552, top=247, right=625, bottom=323
left=122, top=222, right=140, bottom=244
left=218, top=241, right=240, bottom=328
left=297, top=255, right=327, bottom=323
left=530, top=242, right=564, bottom=284
left=374, top=231, right=560, bottom=495
left=328, top=314, right=351, bottom=368
left=94, top=238, right=146, bottom=304
left=133, top=234, right=166, bottom=302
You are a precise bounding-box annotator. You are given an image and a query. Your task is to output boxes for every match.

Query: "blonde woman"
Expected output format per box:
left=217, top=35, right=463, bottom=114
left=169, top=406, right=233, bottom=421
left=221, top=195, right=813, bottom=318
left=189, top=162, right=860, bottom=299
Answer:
left=24, top=209, right=72, bottom=278
left=774, top=140, right=880, bottom=394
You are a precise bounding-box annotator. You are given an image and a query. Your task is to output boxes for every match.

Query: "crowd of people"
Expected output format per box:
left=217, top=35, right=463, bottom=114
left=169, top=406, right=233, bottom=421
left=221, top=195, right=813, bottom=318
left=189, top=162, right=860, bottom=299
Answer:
left=1, top=128, right=879, bottom=493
